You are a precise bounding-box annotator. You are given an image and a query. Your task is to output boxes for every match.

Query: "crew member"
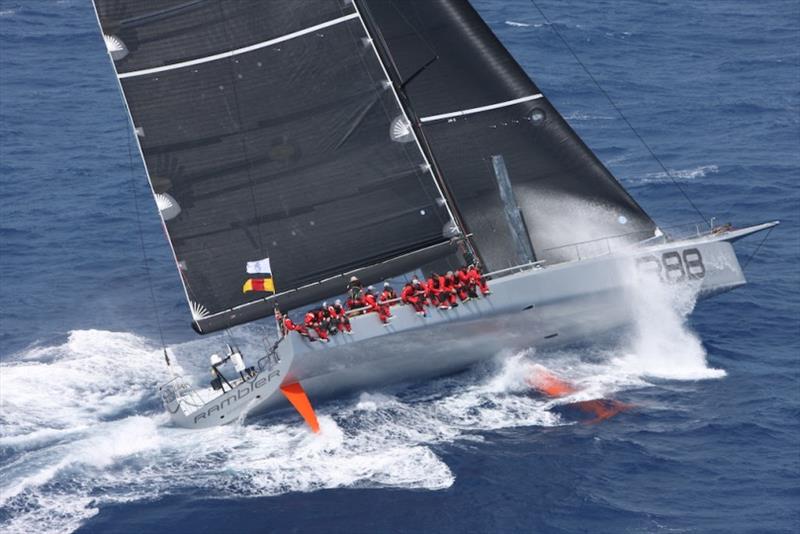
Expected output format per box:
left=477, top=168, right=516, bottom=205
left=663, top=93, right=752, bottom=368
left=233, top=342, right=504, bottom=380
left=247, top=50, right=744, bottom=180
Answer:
left=442, top=271, right=459, bottom=308
left=428, top=272, right=456, bottom=309
left=380, top=282, right=398, bottom=306
left=468, top=264, right=491, bottom=295
left=274, top=304, right=285, bottom=335
left=347, top=275, right=365, bottom=312
left=364, top=285, right=391, bottom=325
left=283, top=315, right=310, bottom=338
left=210, top=353, right=233, bottom=391
left=229, top=347, right=247, bottom=380
left=305, top=309, right=329, bottom=341
left=711, top=222, right=734, bottom=235
left=426, top=273, right=442, bottom=308
left=401, top=280, right=427, bottom=316
left=329, top=299, right=352, bottom=334
left=459, top=240, right=476, bottom=268
left=318, top=303, right=336, bottom=336
left=456, top=266, right=477, bottom=300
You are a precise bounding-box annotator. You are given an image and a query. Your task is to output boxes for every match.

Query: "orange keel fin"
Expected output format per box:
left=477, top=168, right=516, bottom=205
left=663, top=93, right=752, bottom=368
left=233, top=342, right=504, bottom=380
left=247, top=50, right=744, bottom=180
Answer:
left=280, top=382, right=320, bottom=433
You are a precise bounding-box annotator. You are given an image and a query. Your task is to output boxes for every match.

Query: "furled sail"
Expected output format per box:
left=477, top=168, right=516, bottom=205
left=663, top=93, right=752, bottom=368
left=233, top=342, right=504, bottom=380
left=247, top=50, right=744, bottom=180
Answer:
left=358, top=0, right=658, bottom=269
left=92, top=1, right=457, bottom=333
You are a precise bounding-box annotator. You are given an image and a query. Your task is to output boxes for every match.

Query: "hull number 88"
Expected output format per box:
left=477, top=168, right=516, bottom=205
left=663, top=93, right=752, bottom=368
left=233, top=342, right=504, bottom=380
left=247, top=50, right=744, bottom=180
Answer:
left=636, top=248, right=705, bottom=282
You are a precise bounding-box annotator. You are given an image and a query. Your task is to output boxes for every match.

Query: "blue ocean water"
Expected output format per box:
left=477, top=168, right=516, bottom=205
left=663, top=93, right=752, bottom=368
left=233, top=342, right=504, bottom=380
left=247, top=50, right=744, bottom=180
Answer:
left=1, top=0, right=798, bottom=532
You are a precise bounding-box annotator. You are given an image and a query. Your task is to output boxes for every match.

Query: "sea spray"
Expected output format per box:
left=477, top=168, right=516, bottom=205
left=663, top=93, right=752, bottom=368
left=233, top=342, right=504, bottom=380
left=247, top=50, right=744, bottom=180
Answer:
left=612, top=254, right=726, bottom=380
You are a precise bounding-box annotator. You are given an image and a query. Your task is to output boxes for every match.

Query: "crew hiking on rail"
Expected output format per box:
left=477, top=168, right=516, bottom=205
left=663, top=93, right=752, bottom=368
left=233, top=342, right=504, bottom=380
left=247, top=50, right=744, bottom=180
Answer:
left=276, top=264, right=491, bottom=342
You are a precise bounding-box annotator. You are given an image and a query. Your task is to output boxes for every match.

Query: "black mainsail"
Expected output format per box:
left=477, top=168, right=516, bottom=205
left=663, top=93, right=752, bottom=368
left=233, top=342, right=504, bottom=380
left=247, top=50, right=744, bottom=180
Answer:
left=358, top=0, right=658, bottom=269
left=93, top=1, right=458, bottom=333
left=94, top=0, right=659, bottom=334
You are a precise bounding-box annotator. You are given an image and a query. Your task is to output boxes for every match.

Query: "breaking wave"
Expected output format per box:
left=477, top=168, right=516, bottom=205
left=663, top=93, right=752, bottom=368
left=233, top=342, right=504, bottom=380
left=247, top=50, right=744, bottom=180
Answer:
left=0, top=269, right=723, bottom=533
left=633, top=164, right=720, bottom=184
left=505, top=20, right=543, bottom=28
left=564, top=111, right=615, bottom=121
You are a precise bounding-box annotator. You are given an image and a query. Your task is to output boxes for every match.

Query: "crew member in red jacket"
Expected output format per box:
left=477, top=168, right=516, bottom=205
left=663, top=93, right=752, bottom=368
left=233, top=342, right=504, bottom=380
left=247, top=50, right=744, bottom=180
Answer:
left=468, top=264, right=491, bottom=295
left=410, top=275, right=427, bottom=295
left=318, top=303, right=336, bottom=336
left=364, top=285, right=391, bottom=325
left=380, top=282, right=398, bottom=306
left=329, top=299, right=352, bottom=334
left=283, top=316, right=310, bottom=338
left=401, top=279, right=428, bottom=316
left=305, top=310, right=329, bottom=341
left=429, top=272, right=457, bottom=309
left=426, top=273, right=445, bottom=308
left=442, top=271, right=460, bottom=308
left=456, top=266, right=477, bottom=300
left=346, top=276, right=366, bottom=312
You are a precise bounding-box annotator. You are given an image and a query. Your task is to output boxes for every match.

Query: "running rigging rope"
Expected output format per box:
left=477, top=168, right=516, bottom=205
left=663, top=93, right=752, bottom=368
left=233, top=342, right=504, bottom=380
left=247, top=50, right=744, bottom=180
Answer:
left=528, top=0, right=710, bottom=225
left=126, top=127, right=168, bottom=351
left=741, top=225, right=775, bottom=271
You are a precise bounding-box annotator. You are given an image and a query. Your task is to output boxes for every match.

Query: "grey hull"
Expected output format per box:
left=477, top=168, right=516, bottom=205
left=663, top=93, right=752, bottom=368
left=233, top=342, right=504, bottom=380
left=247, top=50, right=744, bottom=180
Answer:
left=162, top=224, right=772, bottom=429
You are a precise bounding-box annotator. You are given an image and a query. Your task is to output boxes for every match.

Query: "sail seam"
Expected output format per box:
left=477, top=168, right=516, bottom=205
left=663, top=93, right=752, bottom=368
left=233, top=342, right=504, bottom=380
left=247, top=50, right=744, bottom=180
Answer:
left=117, top=13, right=360, bottom=79
left=420, top=94, right=544, bottom=123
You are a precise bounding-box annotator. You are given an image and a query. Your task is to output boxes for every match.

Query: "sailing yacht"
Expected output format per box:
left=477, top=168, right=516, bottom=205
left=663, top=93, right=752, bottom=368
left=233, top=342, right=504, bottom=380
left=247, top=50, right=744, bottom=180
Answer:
left=91, top=0, right=776, bottom=430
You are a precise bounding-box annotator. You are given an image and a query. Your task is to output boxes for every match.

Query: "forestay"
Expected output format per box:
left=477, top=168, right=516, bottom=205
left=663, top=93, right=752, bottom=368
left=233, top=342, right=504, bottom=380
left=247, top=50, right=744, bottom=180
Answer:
left=359, top=0, right=658, bottom=269
left=92, top=1, right=456, bottom=333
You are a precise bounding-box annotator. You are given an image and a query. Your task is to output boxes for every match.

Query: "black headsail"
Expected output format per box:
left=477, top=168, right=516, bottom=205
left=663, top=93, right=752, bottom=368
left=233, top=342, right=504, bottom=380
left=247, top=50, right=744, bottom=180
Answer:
left=358, top=0, right=658, bottom=270
left=92, top=1, right=458, bottom=333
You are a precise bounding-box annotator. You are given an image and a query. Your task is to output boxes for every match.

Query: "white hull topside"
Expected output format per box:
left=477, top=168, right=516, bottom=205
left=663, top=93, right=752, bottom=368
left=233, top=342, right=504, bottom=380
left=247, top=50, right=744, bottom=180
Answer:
left=162, top=224, right=774, bottom=429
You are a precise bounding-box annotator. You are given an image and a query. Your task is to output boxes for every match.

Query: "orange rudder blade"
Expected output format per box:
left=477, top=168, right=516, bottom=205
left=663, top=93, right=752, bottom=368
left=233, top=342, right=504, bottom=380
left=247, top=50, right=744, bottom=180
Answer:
left=526, top=367, right=577, bottom=398
left=280, top=382, right=320, bottom=433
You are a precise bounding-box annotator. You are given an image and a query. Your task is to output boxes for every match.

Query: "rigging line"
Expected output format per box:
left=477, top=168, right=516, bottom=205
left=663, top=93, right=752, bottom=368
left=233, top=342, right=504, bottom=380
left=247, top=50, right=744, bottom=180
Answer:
left=223, top=327, right=238, bottom=349
left=527, top=0, right=709, bottom=225
left=260, top=321, right=275, bottom=345
left=741, top=226, right=775, bottom=271
left=126, top=128, right=167, bottom=350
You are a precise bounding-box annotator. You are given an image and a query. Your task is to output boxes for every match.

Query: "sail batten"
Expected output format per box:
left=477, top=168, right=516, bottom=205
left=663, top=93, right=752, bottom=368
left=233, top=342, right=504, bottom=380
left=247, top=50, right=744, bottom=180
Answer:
left=420, top=94, right=544, bottom=123
left=118, top=13, right=360, bottom=79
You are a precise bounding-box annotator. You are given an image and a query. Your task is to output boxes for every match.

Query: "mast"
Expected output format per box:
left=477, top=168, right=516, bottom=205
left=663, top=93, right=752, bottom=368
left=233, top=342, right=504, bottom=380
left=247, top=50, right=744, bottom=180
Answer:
left=353, top=0, right=481, bottom=265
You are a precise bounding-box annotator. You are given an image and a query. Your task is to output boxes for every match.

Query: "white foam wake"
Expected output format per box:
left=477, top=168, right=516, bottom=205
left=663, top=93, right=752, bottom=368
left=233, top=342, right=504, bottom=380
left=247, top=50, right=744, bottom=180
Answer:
left=0, top=266, right=724, bottom=533
left=633, top=164, right=720, bottom=184
left=0, top=331, right=555, bottom=534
